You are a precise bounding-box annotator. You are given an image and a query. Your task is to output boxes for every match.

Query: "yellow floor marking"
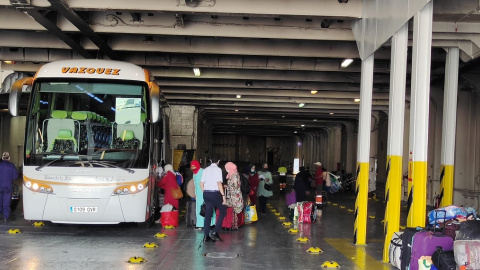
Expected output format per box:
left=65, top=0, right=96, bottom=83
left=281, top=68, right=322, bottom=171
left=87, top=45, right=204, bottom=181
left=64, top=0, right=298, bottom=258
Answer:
left=324, top=238, right=391, bottom=270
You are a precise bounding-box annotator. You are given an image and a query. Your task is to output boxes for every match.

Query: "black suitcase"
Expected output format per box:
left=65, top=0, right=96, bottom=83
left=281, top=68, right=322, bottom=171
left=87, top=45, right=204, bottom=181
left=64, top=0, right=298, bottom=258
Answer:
left=185, top=200, right=196, bottom=227
left=431, top=247, right=456, bottom=270
left=401, top=227, right=421, bottom=270
left=456, top=220, right=480, bottom=240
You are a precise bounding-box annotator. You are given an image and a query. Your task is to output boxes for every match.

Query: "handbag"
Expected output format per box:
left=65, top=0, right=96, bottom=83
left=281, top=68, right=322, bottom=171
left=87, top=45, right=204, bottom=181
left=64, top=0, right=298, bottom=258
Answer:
left=171, top=186, right=183, bottom=199
left=264, top=180, right=272, bottom=191
left=200, top=202, right=206, bottom=217
left=244, top=204, right=258, bottom=223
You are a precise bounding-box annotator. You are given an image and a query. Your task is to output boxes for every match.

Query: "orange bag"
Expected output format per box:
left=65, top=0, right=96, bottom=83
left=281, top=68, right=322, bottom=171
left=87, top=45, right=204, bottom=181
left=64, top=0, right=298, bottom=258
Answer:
left=171, top=186, right=183, bottom=199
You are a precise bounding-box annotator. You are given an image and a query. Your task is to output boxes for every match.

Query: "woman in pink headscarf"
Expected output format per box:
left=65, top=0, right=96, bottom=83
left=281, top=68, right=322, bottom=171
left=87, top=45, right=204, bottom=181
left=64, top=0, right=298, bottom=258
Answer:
left=224, top=162, right=244, bottom=215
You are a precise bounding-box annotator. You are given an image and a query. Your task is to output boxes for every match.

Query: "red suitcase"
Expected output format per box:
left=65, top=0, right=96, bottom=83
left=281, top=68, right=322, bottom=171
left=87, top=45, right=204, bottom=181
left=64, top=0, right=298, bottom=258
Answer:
left=216, top=207, right=243, bottom=230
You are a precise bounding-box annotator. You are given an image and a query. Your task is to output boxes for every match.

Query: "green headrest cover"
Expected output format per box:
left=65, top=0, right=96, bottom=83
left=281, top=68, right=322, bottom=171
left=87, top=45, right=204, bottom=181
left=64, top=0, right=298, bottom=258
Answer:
left=121, top=130, right=134, bottom=141
left=58, top=129, right=72, bottom=138
left=71, top=111, right=87, bottom=120
left=51, top=110, right=67, bottom=119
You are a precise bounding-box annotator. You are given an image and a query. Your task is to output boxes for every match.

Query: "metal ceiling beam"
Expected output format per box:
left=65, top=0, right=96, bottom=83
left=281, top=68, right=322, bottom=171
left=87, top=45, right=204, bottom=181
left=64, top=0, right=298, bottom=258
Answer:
left=17, top=9, right=92, bottom=59
left=151, top=67, right=391, bottom=83
left=56, top=0, right=363, bottom=18
left=160, top=87, right=400, bottom=99
left=47, top=0, right=120, bottom=60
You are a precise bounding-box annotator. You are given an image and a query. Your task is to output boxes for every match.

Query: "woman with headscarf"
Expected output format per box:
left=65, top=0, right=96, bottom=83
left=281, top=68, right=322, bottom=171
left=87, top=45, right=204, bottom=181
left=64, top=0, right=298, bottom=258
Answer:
left=157, top=164, right=180, bottom=210
left=247, top=164, right=259, bottom=205
left=191, top=160, right=215, bottom=229
left=223, top=162, right=244, bottom=230
left=225, top=162, right=244, bottom=214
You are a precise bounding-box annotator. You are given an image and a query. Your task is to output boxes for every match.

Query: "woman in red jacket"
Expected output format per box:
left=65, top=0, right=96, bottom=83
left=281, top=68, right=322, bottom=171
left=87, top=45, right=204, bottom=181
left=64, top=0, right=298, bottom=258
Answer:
left=158, top=164, right=180, bottom=210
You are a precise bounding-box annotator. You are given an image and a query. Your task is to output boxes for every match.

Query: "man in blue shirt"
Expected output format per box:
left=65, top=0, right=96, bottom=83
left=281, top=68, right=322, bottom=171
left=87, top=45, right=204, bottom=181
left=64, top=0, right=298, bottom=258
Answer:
left=200, top=155, right=227, bottom=242
left=0, top=152, right=18, bottom=221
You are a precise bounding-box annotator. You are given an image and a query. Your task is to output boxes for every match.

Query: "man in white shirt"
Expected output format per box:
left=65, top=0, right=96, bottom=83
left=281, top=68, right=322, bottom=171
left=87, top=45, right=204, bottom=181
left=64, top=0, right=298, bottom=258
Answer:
left=200, top=155, right=227, bottom=242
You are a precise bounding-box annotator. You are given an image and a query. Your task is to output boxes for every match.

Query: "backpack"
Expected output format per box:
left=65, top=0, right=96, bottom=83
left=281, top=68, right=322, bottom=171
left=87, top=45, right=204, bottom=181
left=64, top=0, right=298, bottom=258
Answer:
left=175, top=172, right=183, bottom=186
left=240, top=174, right=250, bottom=195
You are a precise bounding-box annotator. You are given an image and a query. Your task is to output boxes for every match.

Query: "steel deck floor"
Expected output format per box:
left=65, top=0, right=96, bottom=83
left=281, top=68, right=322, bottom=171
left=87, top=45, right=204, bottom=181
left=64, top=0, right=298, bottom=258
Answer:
left=0, top=185, right=399, bottom=270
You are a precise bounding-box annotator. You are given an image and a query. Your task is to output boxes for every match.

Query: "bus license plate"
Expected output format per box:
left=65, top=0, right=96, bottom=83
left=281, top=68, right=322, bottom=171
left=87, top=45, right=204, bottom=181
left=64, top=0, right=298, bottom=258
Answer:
left=69, top=206, right=98, bottom=213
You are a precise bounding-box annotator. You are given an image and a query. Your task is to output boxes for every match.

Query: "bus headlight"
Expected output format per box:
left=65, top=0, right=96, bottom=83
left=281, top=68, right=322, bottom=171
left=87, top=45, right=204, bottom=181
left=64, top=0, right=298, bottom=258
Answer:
left=112, top=179, right=148, bottom=195
left=24, top=179, right=54, bottom=194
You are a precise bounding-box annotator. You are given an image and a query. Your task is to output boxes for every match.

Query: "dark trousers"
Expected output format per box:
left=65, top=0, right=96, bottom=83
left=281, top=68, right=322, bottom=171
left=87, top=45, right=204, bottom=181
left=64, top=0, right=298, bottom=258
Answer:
left=0, top=191, right=11, bottom=219
left=259, top=195, right=268, bottom=214
left=203, top=191, right=226, bottom=236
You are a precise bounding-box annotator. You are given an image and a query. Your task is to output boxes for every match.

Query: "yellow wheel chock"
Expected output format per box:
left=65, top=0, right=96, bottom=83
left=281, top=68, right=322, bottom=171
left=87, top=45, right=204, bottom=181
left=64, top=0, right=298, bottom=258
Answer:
left=154, top=233, right=168, bottom=238
left=332, top=203, right=338, bottom=206
left=381, top=220, right=386, bottom=224
left=400, top=225, right=406, bottom=230
left=33, top=221, right=45, bottom=227
left=142, top=242, right=158, bottom=248
left=7, top=228, right=21, bottom=234
left=282, top=222, right=292, bottom=226
left=306, top=247, right=323, bottom=254
left=339, top=206, right=345, bottom=209
left=288, top=228, right=299, bottom=234
left=368, top=215, right=375, bottom=219
left=163, top=225, right=176, bottom=229
left=322, top=261, right=340, bottom=268
left=127, top=257, right=146, bottom=264
left=296, top=237, right=310, bottom=243
left=274, top=212, right=281, bottom=216
left=277, top=216, right=286, bottom=221
left=347, top=209, right=354, bottom=212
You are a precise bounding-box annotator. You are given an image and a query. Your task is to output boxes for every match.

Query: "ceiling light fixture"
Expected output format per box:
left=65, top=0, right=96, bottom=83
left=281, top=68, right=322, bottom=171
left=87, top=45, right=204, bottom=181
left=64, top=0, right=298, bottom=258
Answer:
left=235, top=109, right=239, bottom=112
left=301, top=124, right=305, bottom=127
left=330, top=112, right=334, bottom=115
left=294, top=131, right=297, bottom=133
left=298, top=103, right=305, bottom=108
left=354, top=98, right=360, bottom=103
left=341, top=58, right=353, bottom=68
left=193, top=67, right=201, bottom=76
left=313, top=119, right=317, bottom=122
left=3, top=60, right=15, bottom=64
left=236, top=95, right=241, bottom=99
left=310, top=90, right=318, bottom=94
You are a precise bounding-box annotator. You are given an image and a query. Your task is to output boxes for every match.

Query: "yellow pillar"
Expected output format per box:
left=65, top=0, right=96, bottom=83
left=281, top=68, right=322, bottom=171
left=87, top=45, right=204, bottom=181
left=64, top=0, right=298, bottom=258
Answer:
left=382, top=23, right=407, bottom=263
left=440, top=165, right=454, bottom=207
left=383, top=155, right=402, bottom=262
left=354, top=162, right=369, bottom=245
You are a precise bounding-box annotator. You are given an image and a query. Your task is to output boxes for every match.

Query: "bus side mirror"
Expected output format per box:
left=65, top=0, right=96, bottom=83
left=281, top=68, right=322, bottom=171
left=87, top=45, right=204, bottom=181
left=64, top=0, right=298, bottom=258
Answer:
left=149, top=82, right=160, bottom=123
left=9, top=77, right=33, bottom=117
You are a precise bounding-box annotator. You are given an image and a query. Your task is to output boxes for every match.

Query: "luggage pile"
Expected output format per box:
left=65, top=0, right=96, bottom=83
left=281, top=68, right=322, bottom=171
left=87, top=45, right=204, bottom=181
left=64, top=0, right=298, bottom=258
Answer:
left=290, top=201, right=316, bottom=224
left=328, top=173, right=342, bottom=193
left=387, top=205, right=479, bottom=270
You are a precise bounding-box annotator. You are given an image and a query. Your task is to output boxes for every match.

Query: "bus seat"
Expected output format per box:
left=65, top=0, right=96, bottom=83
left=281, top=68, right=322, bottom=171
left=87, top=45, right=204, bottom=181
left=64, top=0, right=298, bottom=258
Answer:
left=113, top=130, right=140, bottom=149
left=116, top=123, right=144, bottom=148
left=51, top=129, right=77, bottom=152
left=45, top=110, right=76, bottom=152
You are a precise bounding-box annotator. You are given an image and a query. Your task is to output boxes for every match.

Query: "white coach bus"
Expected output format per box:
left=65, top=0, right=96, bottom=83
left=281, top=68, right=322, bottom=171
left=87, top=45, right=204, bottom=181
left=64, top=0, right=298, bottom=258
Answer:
left=9, top=60, right=162, bottom=226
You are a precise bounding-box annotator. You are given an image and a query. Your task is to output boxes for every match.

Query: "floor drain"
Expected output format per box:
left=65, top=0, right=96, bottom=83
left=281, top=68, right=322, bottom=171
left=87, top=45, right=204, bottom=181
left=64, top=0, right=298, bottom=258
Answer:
left=204, top=252, right=239, bottom=258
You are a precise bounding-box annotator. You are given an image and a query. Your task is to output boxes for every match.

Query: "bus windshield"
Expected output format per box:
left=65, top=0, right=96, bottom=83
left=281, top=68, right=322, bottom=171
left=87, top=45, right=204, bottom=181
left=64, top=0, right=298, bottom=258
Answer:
left=24, top=80, right=149, bottom=169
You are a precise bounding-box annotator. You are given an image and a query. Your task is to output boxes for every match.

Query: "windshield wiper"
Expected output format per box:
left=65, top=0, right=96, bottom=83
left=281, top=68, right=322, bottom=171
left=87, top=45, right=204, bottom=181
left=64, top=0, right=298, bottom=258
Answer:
left=35, top=153, right=80, bottom=171
left=85, top=160, right=135, bottom=174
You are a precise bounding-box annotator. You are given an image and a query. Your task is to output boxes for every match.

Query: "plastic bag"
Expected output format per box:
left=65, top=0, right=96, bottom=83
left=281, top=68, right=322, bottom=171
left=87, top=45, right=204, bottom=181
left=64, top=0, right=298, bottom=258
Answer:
left=161, top=204, right=174, bottom=212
